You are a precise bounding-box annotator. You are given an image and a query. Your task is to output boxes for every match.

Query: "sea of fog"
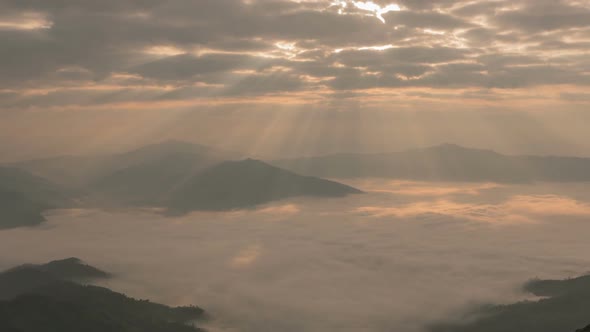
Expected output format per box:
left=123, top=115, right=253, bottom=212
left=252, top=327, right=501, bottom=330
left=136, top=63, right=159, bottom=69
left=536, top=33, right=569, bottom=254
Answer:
left=2, top=180, right=590, bottom=332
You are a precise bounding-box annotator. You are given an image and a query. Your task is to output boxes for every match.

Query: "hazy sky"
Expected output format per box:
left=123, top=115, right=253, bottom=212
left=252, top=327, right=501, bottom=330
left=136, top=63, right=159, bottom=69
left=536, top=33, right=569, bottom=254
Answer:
left=1, top=0, right=589, bottom=160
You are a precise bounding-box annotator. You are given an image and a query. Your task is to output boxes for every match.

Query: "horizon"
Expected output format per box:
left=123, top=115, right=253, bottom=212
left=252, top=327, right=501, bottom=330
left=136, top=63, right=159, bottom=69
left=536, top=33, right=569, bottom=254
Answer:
left=5, top=139, right=590, bottom=164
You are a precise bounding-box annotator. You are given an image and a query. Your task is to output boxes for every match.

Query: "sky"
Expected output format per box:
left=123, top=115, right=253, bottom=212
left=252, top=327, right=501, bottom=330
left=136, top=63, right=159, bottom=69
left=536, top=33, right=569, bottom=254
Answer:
left=1, top=0, right=590, bottom=160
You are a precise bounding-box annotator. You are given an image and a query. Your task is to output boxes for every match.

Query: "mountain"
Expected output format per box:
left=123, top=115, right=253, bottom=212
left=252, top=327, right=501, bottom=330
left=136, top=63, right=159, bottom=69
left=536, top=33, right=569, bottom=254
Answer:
left=166, top=159, right=362, bottom=212
left=0, top=259, right=205, bottom=332
left=271, top=144, right=590, bottom=182
left=12, top=140, right=232, bottom=189
left=0, top=166, right=70, bottom=205
left=578, top=325, right=590, bottom=332
left=0, top=190, right=49, bottom=229
left=524, top=274, right=590, bottom=298
left=86, top=150, right=220, bottom=206
left=0, top=166, right=71, bottom=229
left=8, top=257, right=111, bottom=282
left=0, top=258, right=110, bottom=301
left=4, top=142, right=359, bottom=213
left=429, top=273, right=590, bottom=332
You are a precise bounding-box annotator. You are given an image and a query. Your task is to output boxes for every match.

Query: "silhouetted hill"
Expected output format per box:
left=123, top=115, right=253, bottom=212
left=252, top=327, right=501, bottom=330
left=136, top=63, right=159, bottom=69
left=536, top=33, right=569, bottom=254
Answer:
left=1, top=292, right=205, bottom=332
left=15, top=257, right=110, bottom=281
left=167, top=159, right=362, bottom=212
left=429, top=273, right=590, bottom=332
left=272, top=144, right=590, bottom=182
left=0, top=259, right=205, bottom=332
left=0, top=267, right=60, bottom=301
left=0, top=258, right=109, bottom=300
left=11, top=140, right=232, bottom=188
left=0, top=190, right=48, bottom=229
left=577, top=324, right=590, bottom=332
left=524, top=274, right=590, bottom=297
left=0, top=167, right=71, bottom=229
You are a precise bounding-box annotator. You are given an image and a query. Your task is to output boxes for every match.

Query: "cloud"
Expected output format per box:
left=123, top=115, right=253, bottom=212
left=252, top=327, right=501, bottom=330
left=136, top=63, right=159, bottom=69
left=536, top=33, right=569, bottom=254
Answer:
left=350, top=1, right=402, bottom=23
left=357, top=180, right=503, bottom=196
left=229, top=245, right=263, bottom=268
left=2, top=181, right=590, bottom=331
left=0, top=0, right=587, bottom=101
left=492, top=0, right=590, bottom=32
left=561, top=92, right=590, bottom=102
left=355, top=194, right=590, bottom=224
left=0, top=0, right=589, bottom=161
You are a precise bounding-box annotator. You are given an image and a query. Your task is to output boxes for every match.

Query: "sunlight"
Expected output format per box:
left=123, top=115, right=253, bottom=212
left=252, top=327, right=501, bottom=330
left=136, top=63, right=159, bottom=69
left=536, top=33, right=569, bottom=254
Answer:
left=0, top=12, right=52, bottom=30
left=145, top=45, right=186, bottom=57
left=353, top=1, right=401, bottom=23
left=358, top=44, right=395, bottom=51
left=330, top=0, right=348, bottom=14
left=230, top=245, right=262, bottom=268
left=330, top=0, right=401, bottom=23
left=355, top=194, right=590, bottom=224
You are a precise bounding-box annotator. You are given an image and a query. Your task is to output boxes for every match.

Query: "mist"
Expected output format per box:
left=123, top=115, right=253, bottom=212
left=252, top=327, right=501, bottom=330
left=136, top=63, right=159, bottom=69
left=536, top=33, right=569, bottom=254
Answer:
left=2, top=180, right=590, bottom=332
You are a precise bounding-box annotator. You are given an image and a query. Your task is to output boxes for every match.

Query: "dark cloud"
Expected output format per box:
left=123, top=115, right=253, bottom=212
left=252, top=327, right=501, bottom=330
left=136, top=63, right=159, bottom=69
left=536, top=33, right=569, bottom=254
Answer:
left=492, top=0, right=590, bottom=32
left=132, top=54, right=281, bottom=81
left=0, top=0, right=588, bottom=104
left=451, top=1, right=509, bottom=17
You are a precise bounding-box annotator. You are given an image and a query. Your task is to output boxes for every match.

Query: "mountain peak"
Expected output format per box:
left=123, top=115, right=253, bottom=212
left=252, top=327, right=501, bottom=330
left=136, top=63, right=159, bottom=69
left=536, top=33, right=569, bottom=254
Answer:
left=212, top=158, right=282, bottom=172
left=167, top=159, right=362, bottom=212
left=436, top=143, right=465, bottom=149
left=418, top=143, right=500, bottom=155
left=127, top=140, right=213, bottom=155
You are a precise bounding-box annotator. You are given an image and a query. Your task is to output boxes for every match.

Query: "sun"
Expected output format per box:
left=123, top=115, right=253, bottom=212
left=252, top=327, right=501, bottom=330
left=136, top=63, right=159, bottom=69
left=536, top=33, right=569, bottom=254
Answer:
left=331, top=1, right=402, bottom=23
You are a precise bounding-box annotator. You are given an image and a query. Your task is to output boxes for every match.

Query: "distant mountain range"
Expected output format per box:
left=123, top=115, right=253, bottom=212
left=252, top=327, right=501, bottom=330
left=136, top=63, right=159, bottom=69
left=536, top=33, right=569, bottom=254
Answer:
left=0, top=141, right=361, bottom=227
left=0, top=258, right=206, bottom=332
left=271, top=143, right=590, bottom=182
left=5, top=141, right=590, bottom=229
left=12, top=140, right=232, bottom=188
left=166, top=159, right=362, bottom=212
left=79, top=143, right=361, bottom=211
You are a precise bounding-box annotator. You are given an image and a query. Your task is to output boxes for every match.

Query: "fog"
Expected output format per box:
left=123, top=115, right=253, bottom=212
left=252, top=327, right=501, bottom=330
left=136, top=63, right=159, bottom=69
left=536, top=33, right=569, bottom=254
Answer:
left=1, top=180, right=590, bottom=332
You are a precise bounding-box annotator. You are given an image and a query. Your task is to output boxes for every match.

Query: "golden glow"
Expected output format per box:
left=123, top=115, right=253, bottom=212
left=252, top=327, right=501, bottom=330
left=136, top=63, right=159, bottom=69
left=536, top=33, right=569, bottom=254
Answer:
left=356, top=194, right=590, bottom=224
left=229, top=245, right=262, bottom=268
left=0, top=12, right=52, bottom=30
left=352, top=1, right=401, bottom=23
left=330, top=0, right=401, bottom=23
left=145, top=46, right=186, bottom=56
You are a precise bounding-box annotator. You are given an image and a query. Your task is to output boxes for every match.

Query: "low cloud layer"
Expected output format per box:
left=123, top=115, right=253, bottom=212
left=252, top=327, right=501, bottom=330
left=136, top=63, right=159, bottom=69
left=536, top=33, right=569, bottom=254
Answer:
left=1, top=181, right=590, bottom=331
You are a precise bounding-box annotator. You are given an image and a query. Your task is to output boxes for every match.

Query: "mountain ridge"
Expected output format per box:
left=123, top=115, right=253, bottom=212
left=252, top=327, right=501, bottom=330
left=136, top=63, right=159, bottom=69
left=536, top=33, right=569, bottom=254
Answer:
left=10, top=140, right=233, bottom=188
left=166, top=158, right=363, bottom=212
left=271, top=143, right=590, bottom=183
